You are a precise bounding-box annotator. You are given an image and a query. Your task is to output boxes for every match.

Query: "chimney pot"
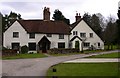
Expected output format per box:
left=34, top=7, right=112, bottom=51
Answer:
left=43, top=7, right=50, bottom=21
left=75, top=13, right=81, bottom=22
left=76, top=13, right=78, bottom=16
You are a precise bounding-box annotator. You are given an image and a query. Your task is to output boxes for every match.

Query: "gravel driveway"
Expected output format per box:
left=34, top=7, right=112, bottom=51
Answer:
left=2, top=50, right=119, bottom=77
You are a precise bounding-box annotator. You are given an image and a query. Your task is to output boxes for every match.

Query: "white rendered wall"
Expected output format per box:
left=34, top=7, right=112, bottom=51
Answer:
left=70, top=20, right=104, bottom=50
left=3, top=21, right=69, bottom=50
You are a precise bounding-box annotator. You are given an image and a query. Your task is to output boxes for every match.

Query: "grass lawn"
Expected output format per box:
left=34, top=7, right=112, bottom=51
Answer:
left=47, top=63, right=119, bottom=77
left=88, top=52, right=120, bottom=58
left=2, top=53, right=47, bottom=60
left=49, top=52, right=82, bottom=56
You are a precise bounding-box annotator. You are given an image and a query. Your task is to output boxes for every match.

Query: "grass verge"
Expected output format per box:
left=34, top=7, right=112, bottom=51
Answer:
left=2, top=53, right=47, bottom=60
left=88, top=52, right=120, bottom=58
left=47, top=63, right=119, bottom=77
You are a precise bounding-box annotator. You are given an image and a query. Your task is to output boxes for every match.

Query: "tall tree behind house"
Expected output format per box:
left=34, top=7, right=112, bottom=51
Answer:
left=117, top=1, right=120, bottom=44
left=83, top=13, right=102, bottom=37
left=53, top=9, right=70, bottom=25
left=103, top=17, right=117, bottom=44
left=2, top=11, right=22, bottom=32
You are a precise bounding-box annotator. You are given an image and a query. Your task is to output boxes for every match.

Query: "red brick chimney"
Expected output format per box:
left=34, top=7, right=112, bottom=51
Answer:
left=75, top=13, right=81, bottom=22
left=43, top=7, right=50, bottom=21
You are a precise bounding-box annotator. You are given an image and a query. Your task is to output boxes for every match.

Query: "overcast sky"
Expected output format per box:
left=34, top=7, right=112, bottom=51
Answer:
left=0, top=0, right=119, bottom=23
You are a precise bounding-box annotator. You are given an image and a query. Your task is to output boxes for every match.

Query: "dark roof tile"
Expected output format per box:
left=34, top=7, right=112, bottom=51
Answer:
left=17, top=20, right=70, bottom=34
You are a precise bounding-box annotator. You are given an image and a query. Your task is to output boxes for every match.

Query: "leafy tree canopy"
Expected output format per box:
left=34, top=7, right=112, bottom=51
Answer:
left=53, top=9, right=70, bottom=25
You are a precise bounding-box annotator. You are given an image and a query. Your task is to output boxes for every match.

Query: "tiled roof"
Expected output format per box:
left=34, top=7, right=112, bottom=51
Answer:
left=18, top=20, right=70, bottom=34
left=70, top=18, right=83, bottom=31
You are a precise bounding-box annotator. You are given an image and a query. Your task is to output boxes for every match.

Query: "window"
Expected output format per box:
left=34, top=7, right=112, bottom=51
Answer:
left=90, top=33, right=93, bottom=38
left=73, top=31, right=77, bottom=35
left=13, top=32, right=19, bottom=38
left=47, top=34, right=52, bottom=37
left=80, top=33, right=86, bottom=38
left=59, top=34, right=64, bottom=39
left=12, top=43, right=20, bottom=50
left=98, top=43, right=100, bottom=47
left=28, top=43, right=36, bottom=50
left=83, top=42, right=90, bottom=47
left=58, top=42, right=65, bottom=48
left=73, top=31, right=76, bottom=35
left=76, top=31, right=78, bottom=35
left=29, top=33, right=35, bottom=39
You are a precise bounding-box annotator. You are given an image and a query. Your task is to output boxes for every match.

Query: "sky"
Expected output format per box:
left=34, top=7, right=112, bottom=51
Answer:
left=0, top=0, right=120, bottom=23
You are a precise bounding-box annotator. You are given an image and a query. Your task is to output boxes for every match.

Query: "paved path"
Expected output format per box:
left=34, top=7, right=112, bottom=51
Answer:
left=2, top=50, right=119, bottom=76
left=64, top=58, right=119, bottom=63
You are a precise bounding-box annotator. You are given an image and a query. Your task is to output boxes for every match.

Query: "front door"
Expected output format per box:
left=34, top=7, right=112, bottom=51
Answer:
left=42, top=42, right=47, bottom=53
left=38, top=36, right=51, bottom=53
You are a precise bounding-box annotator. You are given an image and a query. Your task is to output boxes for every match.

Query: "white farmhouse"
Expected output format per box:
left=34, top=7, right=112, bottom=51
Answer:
left=70, top=13, right=104, bottom=51
left=3, top=7, right=104, bottom=53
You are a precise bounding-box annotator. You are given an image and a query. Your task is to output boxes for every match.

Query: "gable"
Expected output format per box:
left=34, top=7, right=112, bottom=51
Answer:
left=4, top=21, right=27, bottom=34
left=70, top=36, right=82, bottom=42
left=71, top=19, right=103, bottom=42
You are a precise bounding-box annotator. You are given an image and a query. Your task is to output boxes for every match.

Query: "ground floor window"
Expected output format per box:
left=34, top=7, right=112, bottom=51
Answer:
left=58, top=42, right=65, bottom=48
left=12, top=43, right=20, bottom=50
left=28, top=43, right=36, bottom=51
left=83, top=42, right=90, bottom=47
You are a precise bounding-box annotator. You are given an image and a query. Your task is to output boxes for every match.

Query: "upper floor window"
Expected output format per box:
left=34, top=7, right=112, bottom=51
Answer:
left=59, top=34, right=64, bottom=39
left=90, top=33, right=93, bottom=38
left=13, top=32, right=19, bottom=38
left=80, top=33, right=86, bottom=38
left=29, top=33, right=35, bottom=39
left=47, top=34, right=52, bottom=37
left=73, top=31, right=78, bottom=35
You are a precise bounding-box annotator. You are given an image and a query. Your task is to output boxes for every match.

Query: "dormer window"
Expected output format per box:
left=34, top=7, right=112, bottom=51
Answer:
left=29, top=33, right=35, bottom=39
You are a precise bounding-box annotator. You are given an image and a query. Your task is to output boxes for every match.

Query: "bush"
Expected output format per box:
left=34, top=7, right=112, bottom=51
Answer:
left=21, top=45, right=28, bottom=54
left=49, top=48, right=79, bottom=54
left=2, top=46, right=9, bottom=51
left=2, top=49, right=17, bottom=56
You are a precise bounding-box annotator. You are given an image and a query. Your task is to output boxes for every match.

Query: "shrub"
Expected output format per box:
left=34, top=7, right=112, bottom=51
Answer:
left=49, top=48, right=79, bottom=54
left=2, top=46, right=9, bottom=51
left=21, top=45, right=28, bottom=54
left=2, top=49, right=17, bottom=56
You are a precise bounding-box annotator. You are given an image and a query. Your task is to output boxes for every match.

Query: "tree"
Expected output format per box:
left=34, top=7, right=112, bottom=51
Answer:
left=83, top=12, right=92, bottom=26
left=83, top=13, right=102, bottom=37
left=2, top=11, right=22, bottom=32
left=53, top=9, right=70, bottom=25
left=103, top=16, right=118, bottom=50
left=91, top=14, right=102, bottom=36
left=117, top=8, right=120, bottom=45
left=96, top=13, right=106, bottom=31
